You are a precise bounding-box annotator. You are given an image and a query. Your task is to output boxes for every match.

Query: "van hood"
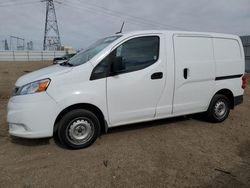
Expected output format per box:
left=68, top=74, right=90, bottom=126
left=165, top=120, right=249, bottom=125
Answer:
left=15, top=65, right=73, bottom=87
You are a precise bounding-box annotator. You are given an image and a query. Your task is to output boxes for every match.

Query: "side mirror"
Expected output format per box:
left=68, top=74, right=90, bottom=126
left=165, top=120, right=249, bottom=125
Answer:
left=111, top=57, right=125, bottom=76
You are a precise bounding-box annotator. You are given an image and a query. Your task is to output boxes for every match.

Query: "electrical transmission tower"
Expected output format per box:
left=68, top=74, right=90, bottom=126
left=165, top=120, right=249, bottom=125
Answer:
left=27, top=41, right=33, bottom=50
left=42, top=0, right=61, bottom=51
left=10, top=36, right=25, bottom=50
left=2, top=40, right=9, bottom=50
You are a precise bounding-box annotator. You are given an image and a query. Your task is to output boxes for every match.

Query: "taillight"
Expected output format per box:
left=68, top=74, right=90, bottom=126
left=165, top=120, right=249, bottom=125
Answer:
left=242, top=74, right=247, bottom=89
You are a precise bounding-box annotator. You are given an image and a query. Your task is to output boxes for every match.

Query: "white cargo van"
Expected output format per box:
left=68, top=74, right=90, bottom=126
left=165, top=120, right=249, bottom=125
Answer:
left=7, top=30, right=247, bottom=149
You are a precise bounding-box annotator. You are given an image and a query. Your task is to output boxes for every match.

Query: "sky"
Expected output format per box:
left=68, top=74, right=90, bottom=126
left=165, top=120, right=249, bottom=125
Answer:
left=0, top=0, right=249, bottom=50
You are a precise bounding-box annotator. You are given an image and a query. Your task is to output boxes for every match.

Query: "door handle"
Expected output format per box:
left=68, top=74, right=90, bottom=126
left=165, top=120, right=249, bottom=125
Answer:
left=183, top=68, right=189, bottom=79
left=151, top=72, right=163, bottom=80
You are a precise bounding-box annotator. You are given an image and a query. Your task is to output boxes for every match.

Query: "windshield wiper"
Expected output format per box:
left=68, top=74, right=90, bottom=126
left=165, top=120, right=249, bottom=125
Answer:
left=59, top=61, right=74, bottom=67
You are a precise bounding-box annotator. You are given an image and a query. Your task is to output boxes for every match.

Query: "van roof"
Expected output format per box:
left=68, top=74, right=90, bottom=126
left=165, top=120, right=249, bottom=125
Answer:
left=118, top=30, right=240, bottom=40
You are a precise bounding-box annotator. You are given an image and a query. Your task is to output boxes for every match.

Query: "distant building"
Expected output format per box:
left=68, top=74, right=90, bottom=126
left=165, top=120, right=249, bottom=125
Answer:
left=240, top=36, right=250, bottom=72
left=59, top=45, right=76, bottom=54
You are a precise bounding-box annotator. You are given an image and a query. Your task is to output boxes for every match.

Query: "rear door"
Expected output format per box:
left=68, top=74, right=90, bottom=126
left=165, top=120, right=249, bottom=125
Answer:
left=106, top=34, right=166, bottom=126
left=173, top=35, right=215, bottom=115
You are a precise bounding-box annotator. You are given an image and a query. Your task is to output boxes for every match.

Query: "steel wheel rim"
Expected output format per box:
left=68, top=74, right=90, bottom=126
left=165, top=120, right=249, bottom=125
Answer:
left=214, top=100, right=227, bottom=118
left=66, top=117, right=94, bottom=145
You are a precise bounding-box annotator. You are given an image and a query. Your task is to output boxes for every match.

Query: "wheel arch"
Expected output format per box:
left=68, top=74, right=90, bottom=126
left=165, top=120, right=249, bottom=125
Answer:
left=213, top=89, right=234, bottom=109
left=54, top=103, right=108, bottom=134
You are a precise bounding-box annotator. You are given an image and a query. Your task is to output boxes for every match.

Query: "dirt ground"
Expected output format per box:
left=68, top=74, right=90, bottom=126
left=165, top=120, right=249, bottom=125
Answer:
left=0, top=61, right=250, bottom=188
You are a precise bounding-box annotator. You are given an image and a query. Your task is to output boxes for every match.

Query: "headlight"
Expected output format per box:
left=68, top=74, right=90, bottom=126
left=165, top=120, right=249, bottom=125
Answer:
left=15, top=79, right=51, bottom=96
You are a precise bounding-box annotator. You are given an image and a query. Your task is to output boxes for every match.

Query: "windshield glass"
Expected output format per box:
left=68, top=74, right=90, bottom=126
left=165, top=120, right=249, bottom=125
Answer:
left=67, top=35, right=122, bottom=66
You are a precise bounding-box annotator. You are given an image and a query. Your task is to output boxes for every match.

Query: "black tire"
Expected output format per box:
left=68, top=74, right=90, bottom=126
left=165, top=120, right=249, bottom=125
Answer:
left=205, top=94, right=230, bottom=123
left=57, top=109, right=100, bottom=149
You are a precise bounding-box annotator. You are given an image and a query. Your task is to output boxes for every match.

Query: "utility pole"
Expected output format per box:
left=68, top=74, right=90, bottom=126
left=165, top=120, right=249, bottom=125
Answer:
left=4, top=39, right=9, bottom=50
left=42, top=0, right=61, bottom=51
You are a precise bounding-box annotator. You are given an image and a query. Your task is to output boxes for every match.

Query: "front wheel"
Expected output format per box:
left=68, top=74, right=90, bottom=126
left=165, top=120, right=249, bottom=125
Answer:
left=205, top=94, right=230, bottom=123
left=57, top=109, right=101, bottom=149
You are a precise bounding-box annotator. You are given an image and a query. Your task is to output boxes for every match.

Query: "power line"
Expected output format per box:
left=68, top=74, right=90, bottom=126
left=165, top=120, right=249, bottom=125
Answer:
left=0, top=0, right=19, bottom=5
left=0, top=0, right=187, bottom=30
left=71, top=0, right=187, bottom=30
left=60, top=1, right=163, bottom=29
left=0, top=0, right=40, bottom=7
left=0, top=0, right=19, bottom=4
left=65, top=0, right=162, bottom=28
left=56, top=3, right=111, bottom=35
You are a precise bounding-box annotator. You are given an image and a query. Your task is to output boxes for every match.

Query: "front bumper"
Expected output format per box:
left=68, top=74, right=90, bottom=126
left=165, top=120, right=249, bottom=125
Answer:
left=7, top=92, right=60, bottom=138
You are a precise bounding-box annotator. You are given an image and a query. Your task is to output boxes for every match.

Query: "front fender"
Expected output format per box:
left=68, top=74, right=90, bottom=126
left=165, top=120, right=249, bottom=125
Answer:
left=48, top=78, right=108, bottom=125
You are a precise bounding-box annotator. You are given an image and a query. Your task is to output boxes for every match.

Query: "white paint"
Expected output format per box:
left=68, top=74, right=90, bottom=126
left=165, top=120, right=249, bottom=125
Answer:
left=173, top=35, right=215, bottom=115
left=7, top=30, right=245, bottom=139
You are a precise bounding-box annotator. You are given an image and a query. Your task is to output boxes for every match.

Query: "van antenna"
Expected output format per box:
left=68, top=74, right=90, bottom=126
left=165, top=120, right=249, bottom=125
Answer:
left=116, top=21, right=125, bottom=34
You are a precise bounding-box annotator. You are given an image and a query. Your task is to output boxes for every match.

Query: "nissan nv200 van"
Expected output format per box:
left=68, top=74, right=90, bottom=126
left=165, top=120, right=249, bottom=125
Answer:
left=7, top=30, right=247, bottom=149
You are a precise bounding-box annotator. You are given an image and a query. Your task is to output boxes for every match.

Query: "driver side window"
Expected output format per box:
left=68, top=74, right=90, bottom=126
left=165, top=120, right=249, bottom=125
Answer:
left=90, top=36, right=160, bottom=80
left=115, top=36, right=159, bottom=74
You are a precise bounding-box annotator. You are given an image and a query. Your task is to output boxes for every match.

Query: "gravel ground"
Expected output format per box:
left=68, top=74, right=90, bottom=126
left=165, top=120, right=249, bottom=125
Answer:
left=0, top=61, right=249, bottom=188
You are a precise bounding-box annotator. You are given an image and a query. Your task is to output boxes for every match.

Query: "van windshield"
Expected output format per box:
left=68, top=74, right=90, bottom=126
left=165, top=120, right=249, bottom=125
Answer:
left=66, top=35, right=122, bottom=66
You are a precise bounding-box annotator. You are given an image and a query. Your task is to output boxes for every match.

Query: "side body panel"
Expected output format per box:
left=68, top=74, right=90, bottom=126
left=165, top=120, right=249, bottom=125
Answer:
left=172, top=35, right=216, bottom=116
left=107, top=34, right=169, bottom=126
left=49, top=32, right=245, bottom=130
left=155, top=33, right=175, bottom=118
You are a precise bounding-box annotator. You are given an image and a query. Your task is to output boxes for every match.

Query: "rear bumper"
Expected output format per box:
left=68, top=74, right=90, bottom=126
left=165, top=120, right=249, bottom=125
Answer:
left=234, top=95, right=243, bottom=106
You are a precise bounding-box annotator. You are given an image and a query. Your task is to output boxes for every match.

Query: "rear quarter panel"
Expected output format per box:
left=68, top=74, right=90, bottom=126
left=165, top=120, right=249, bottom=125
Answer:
left=213, top=36, right=245, bottom=97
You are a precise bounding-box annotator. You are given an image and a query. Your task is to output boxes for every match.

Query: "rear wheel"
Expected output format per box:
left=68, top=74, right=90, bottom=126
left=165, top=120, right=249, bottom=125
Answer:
left=57, top=109, right=100, bottom=149
left=205, top=94, right=230, bottom=123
